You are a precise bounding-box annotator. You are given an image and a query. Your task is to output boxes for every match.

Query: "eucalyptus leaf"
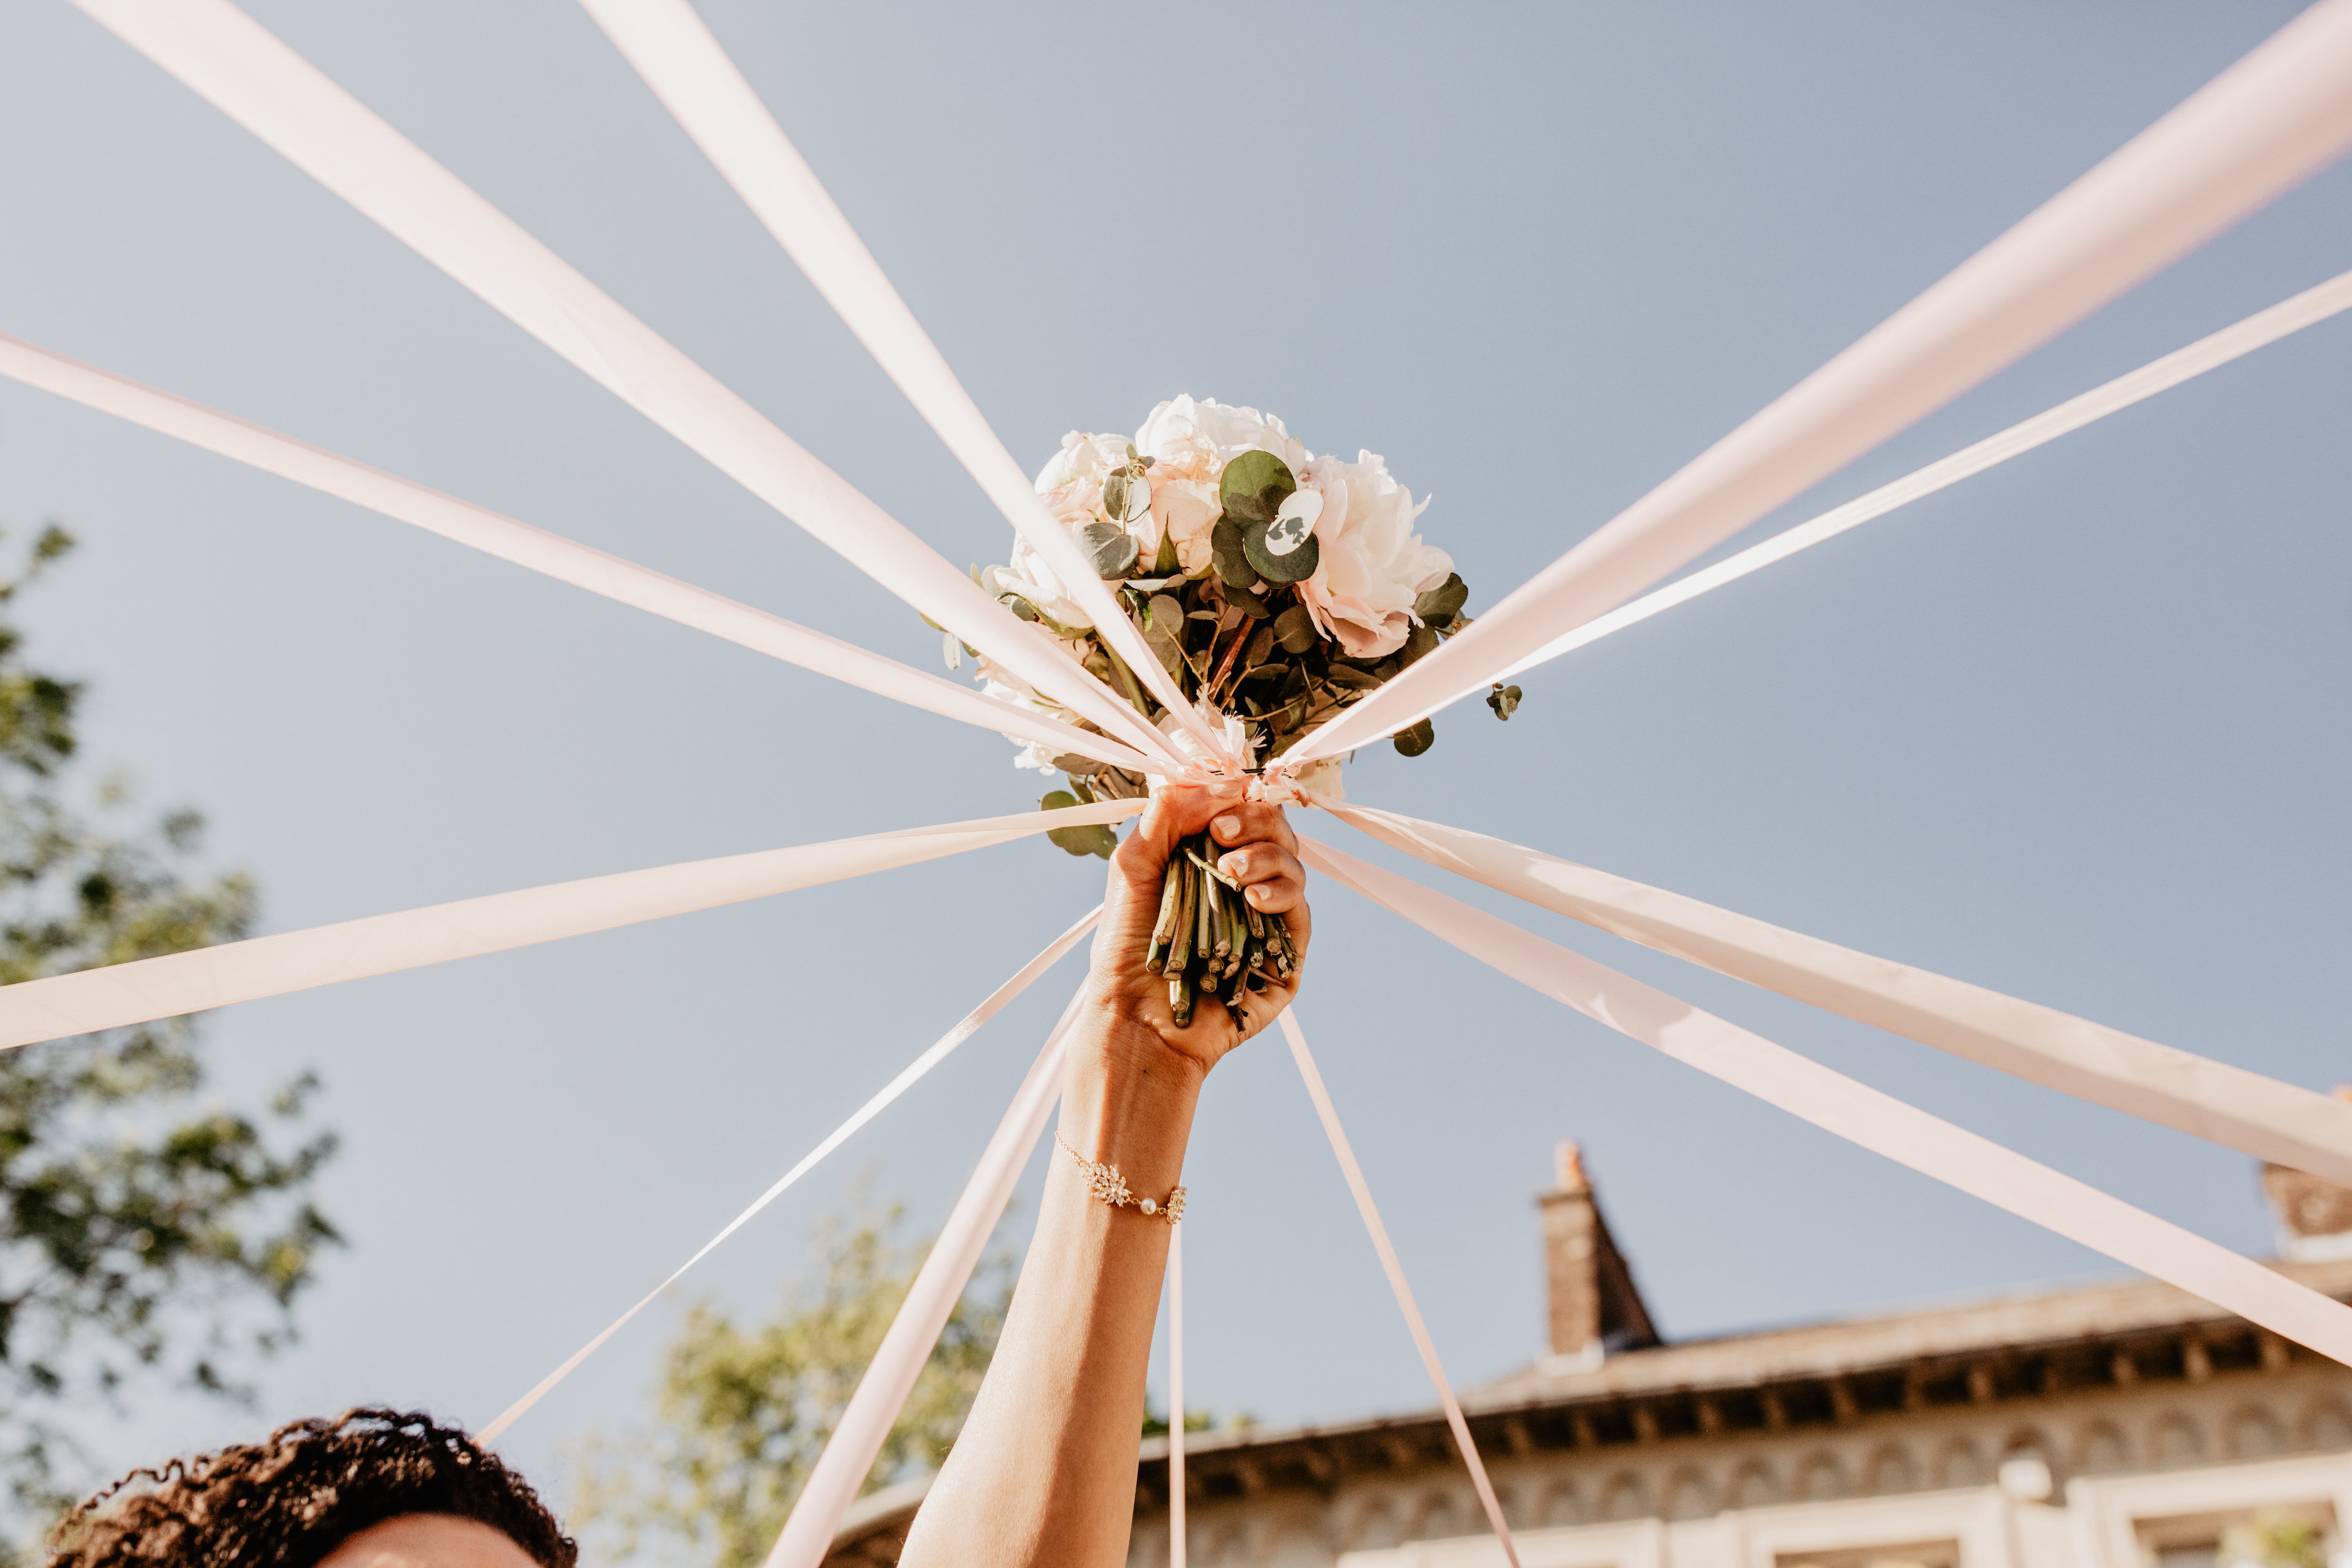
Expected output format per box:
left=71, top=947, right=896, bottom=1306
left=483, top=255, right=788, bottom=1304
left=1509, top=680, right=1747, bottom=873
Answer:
left=1486, top=683, right=1523, bottom=721
left=1414, top=572, right=1468, bottom=623
left=1049, top=822, right=1120, bottom=859
left=1219, top=449, right=1296, bottom=524
left=1392, top=718, right=1436, bottom=758
left=1264, top=488, right=1322, bottom=555
left=1399, top=623, right=1440, bottom=667
left=1244, top=519, right=1320, bottom=584
left=1210, top=517, right=1260, bottom=591
left=1323, top=664, right=1384, bottom=691
left=1226, top=588, right=1271, bottom=619
left=1078, top=516, right=1139, bottom=579
left=1244, top=625, right=1276, bottom=670
left=1101, top=470, right=1152, bottom=526
left=1039, top=790, right=1079, bottom=812
left=1273, top=605, right=1318, bottom=654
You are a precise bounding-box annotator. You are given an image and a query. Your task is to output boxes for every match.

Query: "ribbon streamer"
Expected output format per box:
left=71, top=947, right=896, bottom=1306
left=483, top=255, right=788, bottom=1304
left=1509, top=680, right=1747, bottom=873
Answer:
left=1287, top=0, right=2352, bottom=763
left=576, top=0, right=1234, bottom=768
left=1279, top=1010, right=1523, bottom=1568
left=477, top=904, right=1099, bottom=1445
left=1302, top=837, right=2352, bottom=1367
left=765, top=987, right=1081, bottom=1568
left=0, top=334, right=1156, bottom=777
left=0, top=799, right=1140, bottom=1052
left=1167, top=1221, right=1187, bottom=1568
left=72, top=0, right=1186, bottom=774
left=1325, top=800, right=2352, bottom=1189
left=1498, top=265, right=2352, bottom=680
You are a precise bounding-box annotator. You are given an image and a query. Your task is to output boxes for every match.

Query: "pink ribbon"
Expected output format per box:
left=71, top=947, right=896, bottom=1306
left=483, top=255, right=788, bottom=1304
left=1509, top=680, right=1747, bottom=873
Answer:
left=72, top=0, right=1187, bottom=775
left=763, top=987, right=1083, bottom=1568
left=1281, top=1010, right=1523, bottom=1568
left=574, top=0, right=1237, bottom=773
left=1289, top=0, right=2352, bottom=762
left=1323, top=799, right=2352, bottom=1189
left=1496, top=264, right=2352, bottom=681
left=477, top=906, right=1099, bottom=1446
left=1301, top=836, right=2352, bottom=1368
left=0, top=334, right=1157, bottom=778
left=0, top=800, right=1139, bottom=1052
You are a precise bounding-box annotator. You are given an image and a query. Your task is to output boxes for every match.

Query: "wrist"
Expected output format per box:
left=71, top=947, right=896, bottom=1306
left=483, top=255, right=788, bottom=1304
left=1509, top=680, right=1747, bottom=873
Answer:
left=1059, top=991, right=1205, bottom=1195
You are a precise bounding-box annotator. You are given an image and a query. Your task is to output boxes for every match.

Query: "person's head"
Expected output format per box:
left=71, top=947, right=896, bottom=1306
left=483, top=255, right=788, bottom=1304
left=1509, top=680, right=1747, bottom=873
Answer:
left=46, top=1407, right=576, bottom=1568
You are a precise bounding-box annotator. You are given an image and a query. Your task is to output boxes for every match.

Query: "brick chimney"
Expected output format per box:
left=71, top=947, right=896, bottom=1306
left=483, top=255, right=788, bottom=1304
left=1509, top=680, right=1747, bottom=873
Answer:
left=1538, top=1140, right=1659, bottom=1371
left=2262, top=1088, right=2352, bottom=1262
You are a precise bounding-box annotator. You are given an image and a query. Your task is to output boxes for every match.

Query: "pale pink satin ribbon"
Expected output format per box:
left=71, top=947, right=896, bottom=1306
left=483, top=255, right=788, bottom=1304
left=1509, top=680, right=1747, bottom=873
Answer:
left=479, top=906, right=1099, bottom=1446
left=1497, top=264, right=2352, bottom=681
left=764, top=986, right=1083, bottom=1568
left=1288, top=0, right=2352, bottom=763
left=0, top=334, right=1157, bottom=778
left=1280, top=1010, right=1523, bottom=1568
left=70, top=0, right=1188, bottom=776
left=1300, top=836, right=2352, bottom=1367
left=573, top=0, right=1234, bottom=770
left=1323, top=799, right=2352, bottom=1189
left=0, top=799, right=1140, bottom=1052
left=1167, top=1221, right=1187, bottom=1568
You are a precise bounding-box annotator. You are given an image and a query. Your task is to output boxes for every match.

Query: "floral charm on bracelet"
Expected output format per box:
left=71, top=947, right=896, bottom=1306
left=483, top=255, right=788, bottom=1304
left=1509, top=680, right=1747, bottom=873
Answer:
left=1057, top=1133, right=1185, bottom=1224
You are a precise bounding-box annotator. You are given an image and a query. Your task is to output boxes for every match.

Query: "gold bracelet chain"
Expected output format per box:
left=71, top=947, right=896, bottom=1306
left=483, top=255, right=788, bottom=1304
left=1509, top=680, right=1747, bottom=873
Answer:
left=1056, top=1132, right=1187, bottom=1224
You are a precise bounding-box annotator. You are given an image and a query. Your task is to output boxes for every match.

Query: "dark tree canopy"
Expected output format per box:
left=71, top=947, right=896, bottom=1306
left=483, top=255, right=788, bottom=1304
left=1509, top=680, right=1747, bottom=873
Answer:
left=0, top=521, right=336, bottom=1552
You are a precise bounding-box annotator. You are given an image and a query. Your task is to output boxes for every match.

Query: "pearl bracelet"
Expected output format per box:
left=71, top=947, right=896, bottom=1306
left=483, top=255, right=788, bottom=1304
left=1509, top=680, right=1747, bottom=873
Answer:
left=1056, top=1132, right=1187, bottom=1224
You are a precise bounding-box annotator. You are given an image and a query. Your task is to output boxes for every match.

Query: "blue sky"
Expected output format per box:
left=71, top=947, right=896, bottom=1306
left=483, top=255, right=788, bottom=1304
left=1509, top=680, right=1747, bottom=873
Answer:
left=2, top=0, right=2348, bottom=1527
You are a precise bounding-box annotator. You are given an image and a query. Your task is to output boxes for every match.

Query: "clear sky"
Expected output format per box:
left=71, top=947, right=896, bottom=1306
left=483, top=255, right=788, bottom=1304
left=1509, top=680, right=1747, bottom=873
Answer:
left=3, top=0, right=2349, bottom=1535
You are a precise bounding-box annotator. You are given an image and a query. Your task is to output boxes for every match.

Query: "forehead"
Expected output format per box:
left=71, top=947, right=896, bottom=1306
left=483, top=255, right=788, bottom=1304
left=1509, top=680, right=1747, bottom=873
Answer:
left=314, top=1513, right=543, bottom=1568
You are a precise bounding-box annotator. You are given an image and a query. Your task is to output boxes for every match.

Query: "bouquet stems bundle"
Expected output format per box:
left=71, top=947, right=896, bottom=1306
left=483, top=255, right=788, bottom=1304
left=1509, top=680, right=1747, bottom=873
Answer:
left=1144, top=830, right=1297, bottom=1028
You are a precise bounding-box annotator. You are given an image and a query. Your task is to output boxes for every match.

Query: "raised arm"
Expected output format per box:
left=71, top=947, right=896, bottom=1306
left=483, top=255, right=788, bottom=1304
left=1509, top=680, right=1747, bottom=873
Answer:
left=898, top=783, right=1310, bottom=1568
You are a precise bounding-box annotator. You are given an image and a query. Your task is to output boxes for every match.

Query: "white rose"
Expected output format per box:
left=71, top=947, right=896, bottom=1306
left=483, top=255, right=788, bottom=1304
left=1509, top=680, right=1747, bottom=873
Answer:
left=1033, top=430, right=1131, bottom=491
left=1296, top=450, right=1452, bottom=659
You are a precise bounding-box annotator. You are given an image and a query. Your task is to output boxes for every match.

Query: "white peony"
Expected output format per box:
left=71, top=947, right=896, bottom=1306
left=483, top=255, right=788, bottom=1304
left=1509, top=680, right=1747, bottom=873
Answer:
left=1296, top=449, right=1453, bottom=659
left=1133, top=395, right=1309, bottom=474
left=1032, top=429, right=1133, bottom=492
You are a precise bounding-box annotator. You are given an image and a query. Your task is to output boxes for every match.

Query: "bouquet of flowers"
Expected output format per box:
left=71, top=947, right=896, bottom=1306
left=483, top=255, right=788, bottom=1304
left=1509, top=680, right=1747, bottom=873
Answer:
left=950, top=396, right=1519, bottom=1025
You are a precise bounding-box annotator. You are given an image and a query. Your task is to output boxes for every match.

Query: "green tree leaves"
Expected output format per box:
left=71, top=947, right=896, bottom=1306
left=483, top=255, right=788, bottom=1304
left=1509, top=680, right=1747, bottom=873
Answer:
left=568, top=1200, right=1014, bottom=1568
left=0, top=522, right=336, bottom=1544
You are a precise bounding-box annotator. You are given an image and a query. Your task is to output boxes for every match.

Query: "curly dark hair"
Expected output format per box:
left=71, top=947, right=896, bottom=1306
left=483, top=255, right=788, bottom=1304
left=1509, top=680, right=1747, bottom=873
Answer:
left=45, top=1407, right=577, bottom=1567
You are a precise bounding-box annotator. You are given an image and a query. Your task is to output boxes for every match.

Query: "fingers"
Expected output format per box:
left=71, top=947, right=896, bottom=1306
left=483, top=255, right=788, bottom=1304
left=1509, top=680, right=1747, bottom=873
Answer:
left=1207, top=801, right=1298, bottom=857
left=1112, top=781, right=1242, bottom=890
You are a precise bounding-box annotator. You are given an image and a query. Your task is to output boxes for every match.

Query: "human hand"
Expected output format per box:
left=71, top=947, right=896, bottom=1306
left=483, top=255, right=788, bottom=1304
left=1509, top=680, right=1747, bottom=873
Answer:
left=1086, top=784, right=1310, bottom=1079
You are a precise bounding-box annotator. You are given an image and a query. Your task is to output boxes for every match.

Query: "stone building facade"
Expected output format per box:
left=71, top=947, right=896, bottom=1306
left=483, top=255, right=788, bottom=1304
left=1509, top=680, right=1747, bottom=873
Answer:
left=825, top=1144, right=2352, bottom=1568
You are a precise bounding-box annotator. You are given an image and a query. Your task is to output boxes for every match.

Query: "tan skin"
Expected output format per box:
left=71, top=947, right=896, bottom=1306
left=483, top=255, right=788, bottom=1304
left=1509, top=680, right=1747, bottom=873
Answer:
left=306, top=787, right=1306, bottom=1568
left=316, top=1515, right=541, bottom=1568
left=900, top=782, right=1309, bottom=1568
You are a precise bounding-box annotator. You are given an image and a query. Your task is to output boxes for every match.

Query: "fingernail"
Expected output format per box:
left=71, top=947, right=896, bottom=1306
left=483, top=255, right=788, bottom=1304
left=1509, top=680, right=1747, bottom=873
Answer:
left=1214, top=814, right=1241, bottom=840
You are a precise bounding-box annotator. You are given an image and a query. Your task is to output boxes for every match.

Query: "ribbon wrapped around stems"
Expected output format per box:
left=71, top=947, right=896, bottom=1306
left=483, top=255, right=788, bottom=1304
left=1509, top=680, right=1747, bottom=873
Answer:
left=1322, top=799, right=2352, bottom=1189
left=1300, top=835, right=2352, bottom=1368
